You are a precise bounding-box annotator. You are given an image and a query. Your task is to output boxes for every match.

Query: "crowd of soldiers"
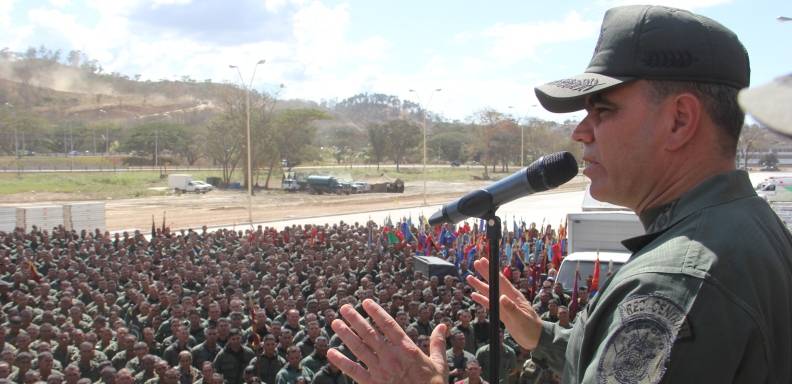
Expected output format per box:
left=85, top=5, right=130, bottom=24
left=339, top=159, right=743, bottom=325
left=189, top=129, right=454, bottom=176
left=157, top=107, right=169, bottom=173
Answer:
left=0, top=218, right=586, bottom=384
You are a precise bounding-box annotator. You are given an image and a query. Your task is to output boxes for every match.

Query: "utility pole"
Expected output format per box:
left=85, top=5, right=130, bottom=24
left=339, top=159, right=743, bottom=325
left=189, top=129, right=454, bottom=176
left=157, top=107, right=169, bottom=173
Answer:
left=100, top=109, right=108, bottom=155
left=229, top=59, right=266, bottom=226
left=4, top=103, right=17, bottom=158
left=155, top=126, right=159, bottom=168
left=408, top=88, right=442, bottom=206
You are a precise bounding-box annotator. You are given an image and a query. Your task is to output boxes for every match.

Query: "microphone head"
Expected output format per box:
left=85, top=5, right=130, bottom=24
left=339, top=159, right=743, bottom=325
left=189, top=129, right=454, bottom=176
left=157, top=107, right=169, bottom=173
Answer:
left=526, top=151, right=578, bottom=191
left=428, top=209, right=447, bottom=226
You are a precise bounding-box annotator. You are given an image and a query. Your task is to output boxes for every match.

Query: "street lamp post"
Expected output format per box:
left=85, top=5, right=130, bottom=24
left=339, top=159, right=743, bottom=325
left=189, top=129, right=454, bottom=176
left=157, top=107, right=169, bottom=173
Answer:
left=99, top=109, right=108, bottom=155
left=508, top=104, right=539, bottom=168
left=409, top=88, right=442, bottom=206
left=230, top=59, right=266, bottom=226
left=4, top=103, right=16, bottom=159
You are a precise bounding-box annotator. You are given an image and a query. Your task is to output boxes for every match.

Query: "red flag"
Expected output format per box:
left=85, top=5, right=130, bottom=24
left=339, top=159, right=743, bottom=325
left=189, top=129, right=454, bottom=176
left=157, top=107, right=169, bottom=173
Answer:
left=591, top=252, right=601, bottom=293
left=551, top=242, right=563, bottom=270
left=27, top=260, right=42, bottom=284
left=569, top=267, right=580, bottom=320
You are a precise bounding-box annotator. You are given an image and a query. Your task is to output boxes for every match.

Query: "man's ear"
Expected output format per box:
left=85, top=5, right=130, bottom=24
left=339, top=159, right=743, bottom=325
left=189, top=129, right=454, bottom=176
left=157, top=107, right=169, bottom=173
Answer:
left=665, top=93, right=702, bottom=151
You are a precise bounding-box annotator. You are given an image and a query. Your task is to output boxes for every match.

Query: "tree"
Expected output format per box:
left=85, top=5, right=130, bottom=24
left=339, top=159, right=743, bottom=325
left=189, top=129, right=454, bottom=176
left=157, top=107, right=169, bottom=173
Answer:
left=737, top=124, right=768, bottom=169
left=429, top=131, right=468, bottom=164
left=260, top=108, right=330, bottom=188
left=205, top=115, right=243, bottom=185
left=367, top=123, right=388, bottom=169
left=469, top=109, right=504, bottom=178
left=326, top=125, right=364, bottom=166
left=384, top=119, right=421, bottom=171
left=120, top=121, right=189, bottom=163
left=760, top=151, right=779, bottom=170
left=489, top=118, right=520, bottom=172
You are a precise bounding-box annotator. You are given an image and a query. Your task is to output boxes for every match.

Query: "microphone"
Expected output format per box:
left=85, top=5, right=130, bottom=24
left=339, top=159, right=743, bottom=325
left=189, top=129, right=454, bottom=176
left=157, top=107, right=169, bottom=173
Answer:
left=428, top=152, right=578, bottom=225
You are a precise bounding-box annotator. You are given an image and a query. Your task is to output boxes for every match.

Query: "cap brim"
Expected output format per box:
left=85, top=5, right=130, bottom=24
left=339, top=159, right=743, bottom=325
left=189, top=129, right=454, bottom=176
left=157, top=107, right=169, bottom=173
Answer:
left=738, top=74, right=792, bottom=137
left=535, top=73, right=633, bottom=113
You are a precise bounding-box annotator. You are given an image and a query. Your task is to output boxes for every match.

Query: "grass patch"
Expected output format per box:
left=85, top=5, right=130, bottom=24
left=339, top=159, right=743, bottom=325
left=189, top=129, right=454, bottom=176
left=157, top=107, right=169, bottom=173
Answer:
left=0, top=165, right=514, bottom=200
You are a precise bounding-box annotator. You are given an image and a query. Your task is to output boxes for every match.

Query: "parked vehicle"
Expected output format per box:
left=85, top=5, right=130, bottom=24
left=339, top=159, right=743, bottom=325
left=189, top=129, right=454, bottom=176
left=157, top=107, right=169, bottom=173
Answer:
left=306, top=175, right=347, bottom=194
left=756, top=177, right=792, bottom=202
left=168, top=174, right=213, bottom=194
left=556, top=196, right=644, bottom=294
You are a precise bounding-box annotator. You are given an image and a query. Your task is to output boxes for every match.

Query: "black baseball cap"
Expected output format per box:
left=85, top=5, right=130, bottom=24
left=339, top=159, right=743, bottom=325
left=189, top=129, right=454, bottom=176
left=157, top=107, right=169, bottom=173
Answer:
left=535, top=5, right=750, bottom=113
left=738, top=74, right=792, bottom=137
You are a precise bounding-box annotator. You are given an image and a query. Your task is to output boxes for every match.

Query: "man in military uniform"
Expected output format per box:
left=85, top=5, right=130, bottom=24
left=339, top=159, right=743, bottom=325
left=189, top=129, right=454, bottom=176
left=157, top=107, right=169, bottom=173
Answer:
left=298, top=336, right=328, bottom=374
left=325, top=5, right=792, bottom=384
left=76, top=342, right=104, bottom=382
left=274, top=346, right=313, bottom=384
left=248, top=334, right=285, bottom=384
left=212, top=329, right=254, bottom=384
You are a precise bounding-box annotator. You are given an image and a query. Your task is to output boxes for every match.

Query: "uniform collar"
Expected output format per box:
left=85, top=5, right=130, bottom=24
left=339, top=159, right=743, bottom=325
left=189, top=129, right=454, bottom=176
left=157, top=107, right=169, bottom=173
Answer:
left=622, top=170, right=755, bottom=253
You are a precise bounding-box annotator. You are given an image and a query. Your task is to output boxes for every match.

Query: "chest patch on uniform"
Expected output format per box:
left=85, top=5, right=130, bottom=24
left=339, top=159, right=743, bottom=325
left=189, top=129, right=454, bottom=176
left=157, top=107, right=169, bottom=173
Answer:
left=597, top=294, right=687, bottom=384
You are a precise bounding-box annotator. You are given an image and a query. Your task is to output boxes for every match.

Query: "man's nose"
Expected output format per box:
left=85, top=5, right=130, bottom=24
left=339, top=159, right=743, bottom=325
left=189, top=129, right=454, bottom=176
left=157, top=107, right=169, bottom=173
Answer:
left=571, top=115, right=594, bottom=144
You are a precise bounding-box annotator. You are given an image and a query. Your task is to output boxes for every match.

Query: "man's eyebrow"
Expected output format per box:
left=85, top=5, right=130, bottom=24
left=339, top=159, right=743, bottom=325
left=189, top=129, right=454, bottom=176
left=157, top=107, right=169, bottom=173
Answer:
left=586, top=93, right=617, bottom=109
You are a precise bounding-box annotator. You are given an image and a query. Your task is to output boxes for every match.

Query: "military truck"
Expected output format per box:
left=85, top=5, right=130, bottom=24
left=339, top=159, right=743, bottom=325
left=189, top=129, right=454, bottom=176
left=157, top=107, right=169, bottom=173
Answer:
left=282, top=171, right=308, bottom=192
left=306, top=175, right=349, bottom=194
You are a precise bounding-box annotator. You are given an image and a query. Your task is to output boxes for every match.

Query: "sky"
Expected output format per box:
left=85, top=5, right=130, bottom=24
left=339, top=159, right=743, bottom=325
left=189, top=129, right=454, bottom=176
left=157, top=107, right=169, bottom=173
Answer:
left=0, top=0, right=789, bottom=122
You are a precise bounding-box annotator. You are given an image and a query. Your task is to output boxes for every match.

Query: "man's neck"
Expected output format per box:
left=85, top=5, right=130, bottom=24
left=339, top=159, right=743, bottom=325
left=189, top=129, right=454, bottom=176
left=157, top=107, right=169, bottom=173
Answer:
left=634, top=155, right=734, bottom=215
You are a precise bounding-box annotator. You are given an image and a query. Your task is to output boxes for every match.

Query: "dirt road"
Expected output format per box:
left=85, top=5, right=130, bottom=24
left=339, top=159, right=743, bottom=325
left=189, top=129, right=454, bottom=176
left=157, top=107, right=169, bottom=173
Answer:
left=106, top=176, right=589, bottom=231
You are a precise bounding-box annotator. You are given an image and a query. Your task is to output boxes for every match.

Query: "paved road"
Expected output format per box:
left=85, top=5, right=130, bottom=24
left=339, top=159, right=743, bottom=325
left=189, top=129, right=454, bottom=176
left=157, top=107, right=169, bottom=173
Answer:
left=114, top=188, right=587, bottom=235
left=0, top=163, right=474, bottom=173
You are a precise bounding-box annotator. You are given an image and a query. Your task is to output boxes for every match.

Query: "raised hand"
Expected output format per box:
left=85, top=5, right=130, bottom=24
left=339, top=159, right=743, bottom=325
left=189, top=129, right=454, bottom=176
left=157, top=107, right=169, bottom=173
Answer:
left=327, top=299, right=448, bottom=384
left=466, top=258, right=543, bottom=350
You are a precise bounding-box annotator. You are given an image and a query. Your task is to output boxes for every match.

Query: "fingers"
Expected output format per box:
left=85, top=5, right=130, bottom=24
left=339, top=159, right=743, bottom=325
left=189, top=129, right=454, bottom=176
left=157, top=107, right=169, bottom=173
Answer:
left=327, top=348, right=372, bottom=384
left=428, top=323, right=449, bottom=371
left=466, top=275, right=489, bottom=298
left=362, top=299, right=409, bottom=346
left=473, top=259, right=491, bottom=282
left=331, top=308, right=379, bottom=369
left=470, top=292, right=490, bottom=309
left=473, top=257, right=526, bottom=304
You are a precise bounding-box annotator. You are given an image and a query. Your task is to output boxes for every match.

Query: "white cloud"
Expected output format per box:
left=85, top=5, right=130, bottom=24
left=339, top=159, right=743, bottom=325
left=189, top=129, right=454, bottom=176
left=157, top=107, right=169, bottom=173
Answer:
left=49, top=0, right=72, bottom=7
left=0, top=0, right=15, bottom=28
left=150, top=0, right=192, bottom=9
left=0, top=0, right=588, bottom=122
left=483, top=11, right=600, bottom=64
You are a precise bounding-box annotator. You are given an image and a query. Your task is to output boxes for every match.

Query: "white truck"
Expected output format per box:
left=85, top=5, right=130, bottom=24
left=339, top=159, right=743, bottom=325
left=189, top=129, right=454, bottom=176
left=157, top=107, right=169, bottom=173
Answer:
left=755, top=176, right=792, bottom=202
left=556, top=186, right=644, bottom=293
left=755, top=176, right=792, bottom=230
left=168, top=174, right=213, bottom=194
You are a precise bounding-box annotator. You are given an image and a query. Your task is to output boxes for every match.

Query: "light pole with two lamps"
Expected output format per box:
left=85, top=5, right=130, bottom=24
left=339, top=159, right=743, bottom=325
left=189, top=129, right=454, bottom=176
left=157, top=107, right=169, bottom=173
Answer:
left=508, top=104, right=538, bottom=168
left=229, top=59, right=266, bottom=226
left=408, top=88, right=442, bottom=206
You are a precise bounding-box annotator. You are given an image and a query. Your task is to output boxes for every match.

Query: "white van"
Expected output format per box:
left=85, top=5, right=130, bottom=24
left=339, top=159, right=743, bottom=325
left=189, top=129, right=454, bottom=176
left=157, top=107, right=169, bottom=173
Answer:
left=556, top=210, right=644, bottom=294
left=556, top=252, right=632, bottom=294
left=756, top=177, right=792, bottom=202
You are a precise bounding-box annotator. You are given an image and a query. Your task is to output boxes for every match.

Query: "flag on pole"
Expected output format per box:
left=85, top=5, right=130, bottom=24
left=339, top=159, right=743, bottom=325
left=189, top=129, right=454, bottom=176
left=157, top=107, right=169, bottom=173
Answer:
left=551, top=241, right=563, bottom=270
left=591, top=251, right=601, bottom=293
left=151, top=215, right=156, bottom=239
left=569, top=263, right=581, bottom=320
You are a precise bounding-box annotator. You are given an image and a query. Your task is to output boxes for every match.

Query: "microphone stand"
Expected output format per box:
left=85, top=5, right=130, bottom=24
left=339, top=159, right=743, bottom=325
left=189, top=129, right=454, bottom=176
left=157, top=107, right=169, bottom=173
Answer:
left=484, top=210, right=501, bottom=384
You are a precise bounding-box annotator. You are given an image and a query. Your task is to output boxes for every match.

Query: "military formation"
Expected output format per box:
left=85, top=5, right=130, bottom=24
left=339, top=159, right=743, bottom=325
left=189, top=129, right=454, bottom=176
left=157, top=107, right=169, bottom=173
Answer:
left=0, top=218, right=579, bottom=384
